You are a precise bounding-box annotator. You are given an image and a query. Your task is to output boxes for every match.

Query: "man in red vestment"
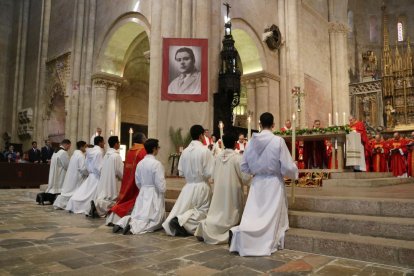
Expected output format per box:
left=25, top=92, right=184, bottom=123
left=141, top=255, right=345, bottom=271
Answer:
left=349, top=115, right=370, bottom=171
left=280, top=119, right=292, bottom=132
left=407, top=131, right=414, bottom=177
left=388, top=132, right=407, bottom=177
left=106, top=132, right=147, bottom=226
left=235, top=133, right=247, bottom=154
left=371, top=134, right=388, bottom=172
left=202, top=129, right=213, bottom=150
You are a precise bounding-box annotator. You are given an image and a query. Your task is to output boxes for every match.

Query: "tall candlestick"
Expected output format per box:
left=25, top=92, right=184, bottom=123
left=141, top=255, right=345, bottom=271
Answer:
left=291, top=113, right=296, bottom=204
left=258, top=121, right=261, bottom=132
left=247, top=116, right=252, bottom=141
left=335, top=112, right=339, bottom=126
left=342, top=112, right=346, bottom=126
left=128, top=128, right=133, bottom=148
left=219, top=121, right=224, bottom=140
left=328, top=113, right=332, bottom=127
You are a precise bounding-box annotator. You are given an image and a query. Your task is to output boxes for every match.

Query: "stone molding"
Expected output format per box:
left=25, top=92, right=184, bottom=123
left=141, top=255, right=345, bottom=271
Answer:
left=349, top=80, right=382, bottom=95
left=241, top=71, right=280, bottom=86
left=328, top=22, right=349, bottom=34
left=92, top=72, right=123, bottom=89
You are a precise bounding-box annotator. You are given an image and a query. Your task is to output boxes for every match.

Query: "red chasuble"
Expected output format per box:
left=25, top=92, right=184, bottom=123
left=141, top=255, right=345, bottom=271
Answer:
left=407, top=140, right=414, bottom=176
left=350, top=120, right=370, bottom=171
left=371, top=141, right=388, bottom=172
left=388, top=139, right=407, bottom=177
left=108, top=144, right=146, bottom=218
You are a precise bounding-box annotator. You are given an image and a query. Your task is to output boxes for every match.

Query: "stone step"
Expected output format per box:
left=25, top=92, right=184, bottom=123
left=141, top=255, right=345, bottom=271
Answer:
left=285, top=228, right=414, bottom=268
left=329, top=172, right=393, bottom=179
left=165, top=198, right=175, bottom=212
left=323, top=177, right=414, bottom=187
left=165, top=187, right=181, bottom=200
left=289, top=195, right=414, bottom=218
left=288, top=210, right=414, bottom=241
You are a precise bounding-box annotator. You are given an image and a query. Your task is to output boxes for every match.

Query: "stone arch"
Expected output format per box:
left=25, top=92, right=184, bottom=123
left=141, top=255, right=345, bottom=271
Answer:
left=95, top=12, right=150, bottom=76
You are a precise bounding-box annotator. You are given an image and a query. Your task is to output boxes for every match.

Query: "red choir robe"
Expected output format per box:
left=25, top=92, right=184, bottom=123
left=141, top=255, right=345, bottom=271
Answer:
left=388, top=138, right=407, bottom=177
left=108, top=143, right=146, bottom=218
left=349, top=120, right=370, bottom=171
left=371, top=140, right=388, bottom=172
left=406, top=139, right=414, bottom=176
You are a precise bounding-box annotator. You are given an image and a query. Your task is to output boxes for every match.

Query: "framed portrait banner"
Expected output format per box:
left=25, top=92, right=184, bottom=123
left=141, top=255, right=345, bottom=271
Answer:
left=161, top=38, right=208, bottom=102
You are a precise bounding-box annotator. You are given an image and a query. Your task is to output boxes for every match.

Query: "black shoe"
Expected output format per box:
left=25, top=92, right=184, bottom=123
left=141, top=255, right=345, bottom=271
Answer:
left=169, top=217, right=189, bottom=237
left=228, top=230, right=233, bottom=247
left=196, top=236, right=204, bottom=242
left=89, top=200, right=99, bottom=218
left=112, top=224, right=122, bottom=233
left=122, top=218, right=132, bottom=235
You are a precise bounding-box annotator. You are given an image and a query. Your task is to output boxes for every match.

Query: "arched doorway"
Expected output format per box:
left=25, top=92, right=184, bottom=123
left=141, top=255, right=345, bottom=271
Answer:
left=94, top=15, right=150, bottom=145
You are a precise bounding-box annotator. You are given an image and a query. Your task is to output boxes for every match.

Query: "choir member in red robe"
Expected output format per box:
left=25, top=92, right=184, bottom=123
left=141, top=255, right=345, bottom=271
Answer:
left=106, top=133, right=147, bottom=225
left=324, top=139, right=334, bottom=169
left=202, top=129, right=213, bottom=150
left=406, top=131, right=414, bottom=177
left=371, top=134, right=388, bottom=173
left=349, top=115, right=370, bottom=171
left=297, top=140, right=305, bottom=169
left=388, top=132, right=407, bottom=177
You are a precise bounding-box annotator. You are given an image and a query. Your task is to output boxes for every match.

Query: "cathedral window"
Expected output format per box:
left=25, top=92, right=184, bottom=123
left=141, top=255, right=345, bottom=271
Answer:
left=397, top=22, right=404, bottom=42
left=369, top=15, right=378, bottom=43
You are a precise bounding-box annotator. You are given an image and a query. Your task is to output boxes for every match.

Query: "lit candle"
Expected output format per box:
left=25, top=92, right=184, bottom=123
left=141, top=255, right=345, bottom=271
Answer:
left=247, top=115, right=252, bottom=141
left=258, top=121, right=261, bottom=132
left=343, top=112, right=346, bottom=126
left=335, top=112, right=339, bottom=126
left=328, top=113, right=332, bottom=127
left=219, top=121, right=224, bottom=140
left=128, top=128, right=133, bottom=148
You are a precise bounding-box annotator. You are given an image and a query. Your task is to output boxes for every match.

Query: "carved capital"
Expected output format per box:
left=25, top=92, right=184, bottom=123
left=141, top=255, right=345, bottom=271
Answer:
left=328, top=22, right=349, bottom=34
left=92, top=72, right=123, bottom=89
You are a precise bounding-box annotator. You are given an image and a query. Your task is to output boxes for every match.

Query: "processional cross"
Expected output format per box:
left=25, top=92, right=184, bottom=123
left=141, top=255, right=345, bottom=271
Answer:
left=291, top=86, right=305, bottom=127
left=224, top=2, right=231, bottom=19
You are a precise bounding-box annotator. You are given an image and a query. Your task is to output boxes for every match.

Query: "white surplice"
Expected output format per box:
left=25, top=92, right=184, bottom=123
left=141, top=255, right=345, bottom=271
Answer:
left=229, top=130, right=298, bottom=256
left=45, top=148, right=70, bottom=194
left=95, top=148, right=124, bottom=216
left=162, top=140, right=214, bottom=235
left=116, top=155, right=166, bottom=234
left=195, top=149, right=251, bottom=244
left=53, top=150, right=88, bottom=209
left=66, top=146, right=104, bottom=214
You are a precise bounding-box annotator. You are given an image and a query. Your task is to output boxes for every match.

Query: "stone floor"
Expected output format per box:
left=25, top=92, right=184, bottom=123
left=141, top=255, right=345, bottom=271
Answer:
left=1, top=189, right=413, bottom=276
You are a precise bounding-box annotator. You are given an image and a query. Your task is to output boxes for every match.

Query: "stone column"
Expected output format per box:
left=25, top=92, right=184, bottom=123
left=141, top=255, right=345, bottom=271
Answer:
left=106, top=83, right=120, bottom=137
left=255, top=78, right=270, bottom=124
left=278, top=0, right=288, bottom=124
left=147, top=0, right=162, bottom=138
left=181, top=0, right=192, bottom=37
left=245, top=80, right=257, bottom=129
left=91, top=78, right=107, bottom=139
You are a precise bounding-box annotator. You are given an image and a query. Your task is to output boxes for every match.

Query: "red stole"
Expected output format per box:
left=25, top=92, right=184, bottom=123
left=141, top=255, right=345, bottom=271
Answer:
left=371, top=141, right=388, bottom=172
left=109, top=144, right=146, bottom=218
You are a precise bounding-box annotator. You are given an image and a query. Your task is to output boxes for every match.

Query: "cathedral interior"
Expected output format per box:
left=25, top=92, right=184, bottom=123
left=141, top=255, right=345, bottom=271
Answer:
left=0, top=0, right=413, bottom=162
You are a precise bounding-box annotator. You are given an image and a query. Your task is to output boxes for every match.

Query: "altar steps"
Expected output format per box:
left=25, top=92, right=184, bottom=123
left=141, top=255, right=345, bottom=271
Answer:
left=323, top=172, right=414, bottom=187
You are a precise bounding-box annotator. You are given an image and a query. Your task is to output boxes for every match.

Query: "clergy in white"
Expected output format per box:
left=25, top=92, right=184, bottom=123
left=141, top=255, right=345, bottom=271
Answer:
left=54, top=141, right=88, bottom=209
left=45, top=139, right=71, bottom=195
left=195, top=133, right=251, bottom=244
left=229, top=112, right=298, bottom=256
left=162, top=125, right=214, bottom=236
left=114, top=139, right=166, bottom=235
left=93, top=136, right=124, bottom=217
left=66, top=136, right=105, bottom=214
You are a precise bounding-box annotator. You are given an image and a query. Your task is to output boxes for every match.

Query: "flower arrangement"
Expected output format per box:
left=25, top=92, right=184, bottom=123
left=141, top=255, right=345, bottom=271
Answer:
left=273, top=125, right=351, bottom=136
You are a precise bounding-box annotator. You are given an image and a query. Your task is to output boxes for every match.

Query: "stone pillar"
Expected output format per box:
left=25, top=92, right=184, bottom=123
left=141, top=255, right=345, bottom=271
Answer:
left=148, top=0, right=162, bottom=138
left=33, top=0, right=51, bottom=145
left=181, top=0, right=192, bottom=37
left=329, top=22, right=350, bottom=117
left=278, top=0, right=288, bottom=124
left=245, top=80, right=257, bottom=129
left=255, top=78, right=270, bottom=124
left=106, top=83, right=120, bottom=137
left=91, top=78, right=107, bottom=139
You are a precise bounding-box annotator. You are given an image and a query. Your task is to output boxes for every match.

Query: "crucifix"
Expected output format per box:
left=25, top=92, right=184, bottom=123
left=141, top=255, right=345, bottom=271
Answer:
left=291, top=86, right=305, bottom=127
left=224, top=2, right=231, bottom=18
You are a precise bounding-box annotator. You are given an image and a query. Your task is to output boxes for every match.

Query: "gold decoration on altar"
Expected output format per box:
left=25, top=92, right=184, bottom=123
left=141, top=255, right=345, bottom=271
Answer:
left=285, top=172, right=330, bottom=188
left=381, top=4, right=414, bottom=128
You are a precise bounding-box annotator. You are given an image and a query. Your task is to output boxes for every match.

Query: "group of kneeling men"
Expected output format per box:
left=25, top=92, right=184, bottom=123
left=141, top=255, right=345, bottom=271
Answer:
left=40, top=112, right=298, bottom=257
